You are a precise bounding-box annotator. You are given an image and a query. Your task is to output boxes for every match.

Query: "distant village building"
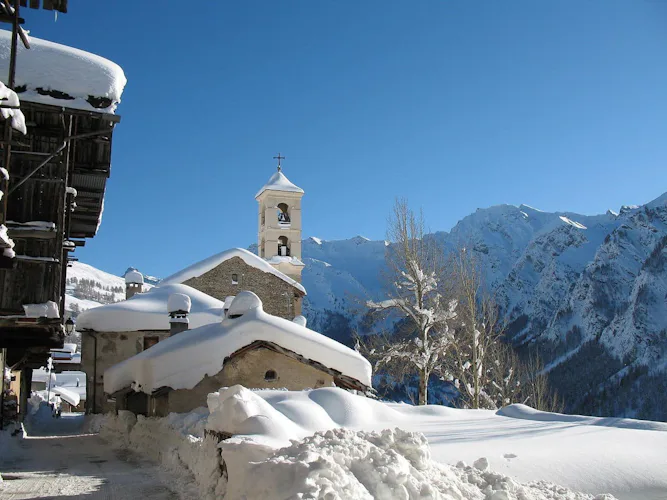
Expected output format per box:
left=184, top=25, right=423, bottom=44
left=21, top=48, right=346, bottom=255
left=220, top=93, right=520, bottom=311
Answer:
left=79, top=166, right=315, bottom=413
left=104, top=292, right=371, bottom=417
left=78, top=283, right=225, bottom=413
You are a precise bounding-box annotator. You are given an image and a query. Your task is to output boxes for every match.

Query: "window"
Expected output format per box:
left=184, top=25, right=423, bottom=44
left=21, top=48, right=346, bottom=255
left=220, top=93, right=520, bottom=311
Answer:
left=232, top=273, right=238, bottom=285
left=264, top=370, right=277, bottom=381
left=143, top=336, right=159, bottom=350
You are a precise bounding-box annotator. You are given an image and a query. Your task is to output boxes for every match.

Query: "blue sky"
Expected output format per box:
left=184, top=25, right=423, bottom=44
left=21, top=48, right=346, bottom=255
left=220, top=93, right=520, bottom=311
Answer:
left=22, top=1, right=667, bottom=278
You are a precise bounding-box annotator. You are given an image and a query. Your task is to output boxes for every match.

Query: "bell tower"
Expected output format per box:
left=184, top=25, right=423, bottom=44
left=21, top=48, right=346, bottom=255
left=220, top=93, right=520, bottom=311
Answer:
left=255, top=154, right=305, bottom=283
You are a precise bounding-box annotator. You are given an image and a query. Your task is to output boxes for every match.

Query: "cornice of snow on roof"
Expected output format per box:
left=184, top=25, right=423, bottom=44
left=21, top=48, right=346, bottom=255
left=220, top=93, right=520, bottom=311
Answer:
left=161, top=247, right=306, bottom=295
left=103, top=292, right=371, bottom=396
left=76, top=283, right=224, bottom=333
left=255, top=171, right=304, bottom=199
left=0, top=30, right=126, bottom=114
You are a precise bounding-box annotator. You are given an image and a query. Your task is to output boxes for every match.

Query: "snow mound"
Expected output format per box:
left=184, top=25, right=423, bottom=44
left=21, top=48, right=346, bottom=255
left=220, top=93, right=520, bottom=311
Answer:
left=168, top=293, right=191, bottom=313
left=124, top=269, right=144, bottom=285
left=161, top=247, right=306, bottom=294
left=224, top=427, right=615, bottom=500
left=497, top=404, right=667, bottom=431
left=0, top=29, right=126, bottom=114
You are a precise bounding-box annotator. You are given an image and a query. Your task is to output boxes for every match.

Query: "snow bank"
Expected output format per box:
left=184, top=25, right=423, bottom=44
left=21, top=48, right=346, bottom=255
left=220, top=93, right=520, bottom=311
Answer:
left=0, top=29, right=126, bottom=114
left=497, top=404, right=667, bottom=432
left=223, top=427, right=615, bottom=500
left=255, top=170, right=304, bottom=198
left=104, top=292, right=371, bottom=394
left=94, top=410, right=227, bottom=499
left=77, top=283, right=224, bottom=332
left=161, top=247, right=306, bottom=294
left=204, top=386, right=667, bottom=499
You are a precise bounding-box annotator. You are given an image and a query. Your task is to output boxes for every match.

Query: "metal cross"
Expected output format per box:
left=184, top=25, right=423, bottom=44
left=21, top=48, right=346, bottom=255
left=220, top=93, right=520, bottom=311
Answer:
left=273, top=153, right=285, bottom=171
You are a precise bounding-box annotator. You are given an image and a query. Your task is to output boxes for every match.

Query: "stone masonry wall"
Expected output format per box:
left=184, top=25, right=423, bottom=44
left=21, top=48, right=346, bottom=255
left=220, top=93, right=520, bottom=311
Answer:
left=81, top=329, right=170, bottom=414
left=181, top=257, right=302, bottom=319
left=165, top=347, right=333, bottom=415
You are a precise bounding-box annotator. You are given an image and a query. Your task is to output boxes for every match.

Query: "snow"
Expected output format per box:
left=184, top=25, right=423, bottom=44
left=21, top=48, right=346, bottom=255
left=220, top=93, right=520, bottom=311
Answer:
left=0, top=80, right=26, bottom=134
left=265, top=255, right=305, bottom=266
left=310, top=236, right=323, bottom=245
left=65, top=186, right=78, bottom=197
left=0, top=29, right=126, bottom=114
left=0, top=223, right=15, bottom=258
left=168, top=292, right=191, bottom=313
left=103, top=291, right=372, bottom=395
left=292, top=314, right=307, bottom=327
left=255, top=169, right=304, bottom=198
left=161, top=247, right=306, bottom=294
left=77, top=283, right=224, bottom=333
left=124, top=269, right=144, bottom=285
left=7, top=220, right=56, bottom=229
left=202, top=386, right=666, bottom=500
left=23, top=300, right=59, bottom=318
left=559, top=216, right=588, bottom=230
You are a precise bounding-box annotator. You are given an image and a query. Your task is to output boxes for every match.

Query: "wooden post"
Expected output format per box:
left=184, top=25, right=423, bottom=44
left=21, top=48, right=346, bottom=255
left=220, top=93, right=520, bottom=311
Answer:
left=1, top=0, right=20, bottom=226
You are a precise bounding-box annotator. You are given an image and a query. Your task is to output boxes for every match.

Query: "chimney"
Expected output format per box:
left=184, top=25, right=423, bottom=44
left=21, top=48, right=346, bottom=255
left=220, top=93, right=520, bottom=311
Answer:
left=168, top=293, right=191, bottom=336
left=124, top=270, right=144, bottom=300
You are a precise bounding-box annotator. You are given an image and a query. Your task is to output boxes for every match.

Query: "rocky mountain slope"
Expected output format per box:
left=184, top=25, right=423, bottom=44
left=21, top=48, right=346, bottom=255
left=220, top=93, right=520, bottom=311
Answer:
left=300, top=192, right=667, bottom=419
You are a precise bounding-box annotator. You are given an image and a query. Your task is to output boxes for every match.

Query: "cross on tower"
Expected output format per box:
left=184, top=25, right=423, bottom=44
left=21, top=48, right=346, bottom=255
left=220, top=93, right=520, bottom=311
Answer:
left=273, top=153, right=285, bottom=171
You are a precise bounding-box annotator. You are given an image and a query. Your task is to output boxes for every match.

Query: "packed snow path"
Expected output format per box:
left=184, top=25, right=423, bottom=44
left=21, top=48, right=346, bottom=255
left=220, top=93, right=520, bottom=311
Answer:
left=0, top=413, right=196, bottom=499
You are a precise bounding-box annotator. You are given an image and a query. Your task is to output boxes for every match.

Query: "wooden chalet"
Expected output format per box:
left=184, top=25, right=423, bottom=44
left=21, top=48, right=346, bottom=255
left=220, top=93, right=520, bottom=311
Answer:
left=0, top=6, right=124, bottom=424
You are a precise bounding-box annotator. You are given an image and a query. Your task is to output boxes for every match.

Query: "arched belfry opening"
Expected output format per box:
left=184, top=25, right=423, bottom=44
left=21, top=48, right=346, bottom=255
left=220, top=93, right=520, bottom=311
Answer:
left=278, top=235, right=290, bottom=256
left=277, top=203, right=290, bottom=224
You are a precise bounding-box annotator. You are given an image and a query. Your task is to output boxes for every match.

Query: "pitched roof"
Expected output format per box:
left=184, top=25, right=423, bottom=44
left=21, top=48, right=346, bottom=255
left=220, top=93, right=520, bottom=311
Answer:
left=255, top=170, right=304, bottom=199
left=76, top=283, right=225, bottom=333
left=161, top=247, right=306, bottom=294
left=104, top=291, right=371, bottom=395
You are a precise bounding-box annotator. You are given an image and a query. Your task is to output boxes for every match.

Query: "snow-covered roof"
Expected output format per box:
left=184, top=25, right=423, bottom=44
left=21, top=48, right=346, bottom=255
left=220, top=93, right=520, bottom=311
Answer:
left=255, top=170, right=304, bottom=199
left=104, top=291, right=371, bottom=395
left=77, top=284, right=224, bottom=333
left=161, top=247, right=306, bottom=294
left=0, top=30, right=126, bottom=114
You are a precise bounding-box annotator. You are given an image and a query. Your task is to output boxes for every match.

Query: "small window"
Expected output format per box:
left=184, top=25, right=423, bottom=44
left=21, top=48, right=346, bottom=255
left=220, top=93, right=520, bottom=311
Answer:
left=232, top=273, right=238, bottom=285
left=143, top=336, right=159, bottom=350
left=264, top=370, right=277, bottom=381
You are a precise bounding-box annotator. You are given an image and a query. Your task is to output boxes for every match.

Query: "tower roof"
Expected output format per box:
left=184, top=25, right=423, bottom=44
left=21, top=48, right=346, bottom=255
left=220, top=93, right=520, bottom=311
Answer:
left=255, top=170, right=304, bottom=199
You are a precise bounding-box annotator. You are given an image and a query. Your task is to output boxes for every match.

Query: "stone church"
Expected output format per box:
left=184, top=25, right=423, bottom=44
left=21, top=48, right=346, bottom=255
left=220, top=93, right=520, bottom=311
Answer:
left=79, top=164, right=311, bottom=413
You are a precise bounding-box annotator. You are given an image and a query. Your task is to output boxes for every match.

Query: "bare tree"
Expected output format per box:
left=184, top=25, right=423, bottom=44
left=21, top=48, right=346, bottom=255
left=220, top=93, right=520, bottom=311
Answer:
left=487, top=342, right=523, bottom=408
left=447, top=247, right=507, bottom=409
left=364, top=199, right=455, bottom=405
left=521, top=352, right=565, bottom=413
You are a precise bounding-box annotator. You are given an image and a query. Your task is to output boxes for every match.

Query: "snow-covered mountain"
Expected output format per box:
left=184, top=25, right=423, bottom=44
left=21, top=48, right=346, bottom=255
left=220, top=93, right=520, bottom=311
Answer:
left=300, top=192, right=667, bottom=420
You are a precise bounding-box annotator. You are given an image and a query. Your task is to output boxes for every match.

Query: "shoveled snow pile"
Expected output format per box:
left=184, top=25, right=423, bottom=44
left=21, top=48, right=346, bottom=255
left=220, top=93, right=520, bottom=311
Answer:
left=205, top=386, right=666, bottom=500
left=0, top=29, right=126, bottom=113
left=224, top=427, right=614, bottom=500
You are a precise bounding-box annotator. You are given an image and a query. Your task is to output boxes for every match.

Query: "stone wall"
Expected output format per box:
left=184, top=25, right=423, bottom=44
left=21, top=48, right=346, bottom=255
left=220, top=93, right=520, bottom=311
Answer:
left=81, top=329, right=170, bottom=414
left=181, top=256, right=303, bottom=319
left=164, top=347, right=333, bottom=415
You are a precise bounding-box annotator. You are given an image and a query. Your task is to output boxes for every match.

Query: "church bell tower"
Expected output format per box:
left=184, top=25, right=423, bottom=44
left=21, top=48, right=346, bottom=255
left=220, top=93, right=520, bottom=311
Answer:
left=255, top=154, right=305, bottom=283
